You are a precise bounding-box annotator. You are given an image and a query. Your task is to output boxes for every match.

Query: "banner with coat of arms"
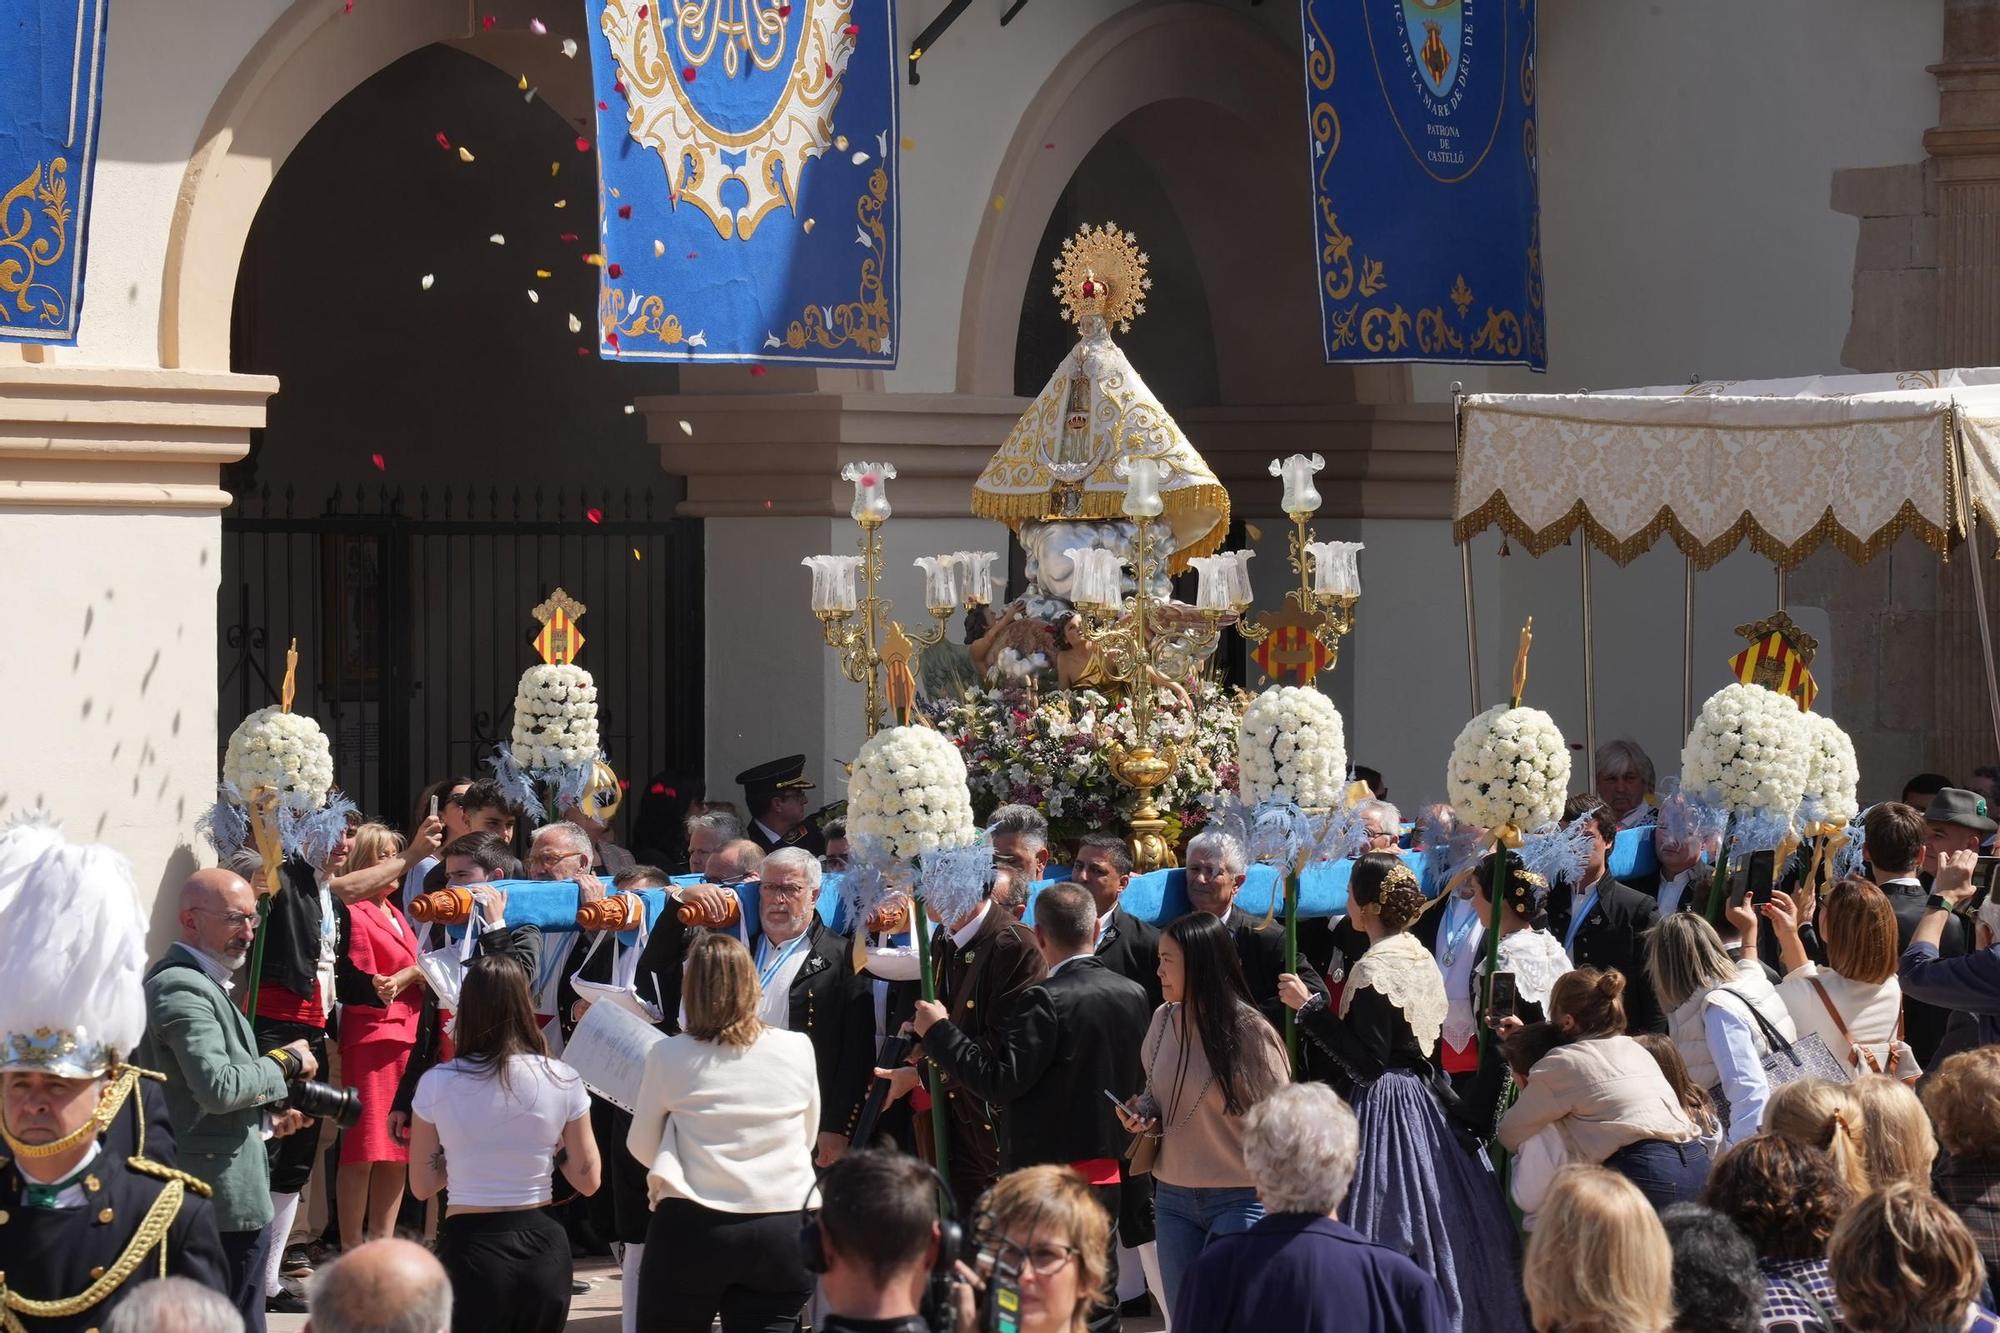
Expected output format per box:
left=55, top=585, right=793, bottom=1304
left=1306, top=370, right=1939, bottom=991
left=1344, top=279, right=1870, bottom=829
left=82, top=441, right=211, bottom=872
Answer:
left=586, top=0, right=899, bottom=366
left=0, top=0, right=109, bottom=346
left=1299, top=0, right=1543, bottom=368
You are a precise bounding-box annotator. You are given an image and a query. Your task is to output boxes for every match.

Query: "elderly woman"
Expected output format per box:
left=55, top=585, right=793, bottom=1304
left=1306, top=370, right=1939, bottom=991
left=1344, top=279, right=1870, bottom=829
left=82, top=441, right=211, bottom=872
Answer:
left=1648, top=912, right=1797, bottom=1145
left=1596, top=739, right=1658, bottom=829
left=1173, top=1082, right=1447, bottom=1331
left=1830, top=1183, right=2000, bottom=1333
left=1927, top=1047, right=2000, bottom=1292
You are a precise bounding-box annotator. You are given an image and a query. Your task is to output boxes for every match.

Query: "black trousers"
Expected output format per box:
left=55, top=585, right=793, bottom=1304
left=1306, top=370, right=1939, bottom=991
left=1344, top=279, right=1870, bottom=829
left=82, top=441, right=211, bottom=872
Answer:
left=639, top=1196, right=814, bottom=1333
left=438, top=1208, right=574, bottom=1333
left=253, top=1016, right=328, bottom=1194
left=219, top=1225, right=272, bottom=1333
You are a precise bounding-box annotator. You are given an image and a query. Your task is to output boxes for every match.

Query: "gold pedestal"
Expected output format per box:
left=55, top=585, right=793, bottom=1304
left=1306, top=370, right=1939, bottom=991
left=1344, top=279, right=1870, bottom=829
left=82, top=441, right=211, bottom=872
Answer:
left=1110, top=744, right=1178, bottom=872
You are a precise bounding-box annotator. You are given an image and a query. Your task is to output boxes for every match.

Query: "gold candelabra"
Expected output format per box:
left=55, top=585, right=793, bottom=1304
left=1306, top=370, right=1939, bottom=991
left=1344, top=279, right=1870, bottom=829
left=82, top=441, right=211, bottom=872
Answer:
left=1237, top=453, right=1362, bottom=684
left=806, top=462, right=998, bottom=737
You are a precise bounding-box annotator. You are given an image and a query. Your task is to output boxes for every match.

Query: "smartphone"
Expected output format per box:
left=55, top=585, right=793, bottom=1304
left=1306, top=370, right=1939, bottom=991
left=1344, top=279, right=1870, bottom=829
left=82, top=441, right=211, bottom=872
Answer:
left=1744, top=850, right=1777, bottom=906
left=1103, top=1089, right=1127, bottom=1110
left=1975, top=856, right=2000, bottom=899
left=1485, top=970, right=1517, bottom=1020
left=428, top=793, right=440, bottom=821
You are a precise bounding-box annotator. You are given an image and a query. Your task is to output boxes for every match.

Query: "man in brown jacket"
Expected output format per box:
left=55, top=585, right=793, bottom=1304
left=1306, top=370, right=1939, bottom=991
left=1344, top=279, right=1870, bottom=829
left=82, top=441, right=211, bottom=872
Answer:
left=880, top=867, right=1047, bottom=1216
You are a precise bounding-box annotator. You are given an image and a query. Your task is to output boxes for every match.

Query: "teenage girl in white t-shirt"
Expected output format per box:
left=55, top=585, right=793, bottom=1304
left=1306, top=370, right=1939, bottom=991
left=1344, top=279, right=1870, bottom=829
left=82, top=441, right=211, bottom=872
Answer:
left=410, top=953, right=602, bottom=1333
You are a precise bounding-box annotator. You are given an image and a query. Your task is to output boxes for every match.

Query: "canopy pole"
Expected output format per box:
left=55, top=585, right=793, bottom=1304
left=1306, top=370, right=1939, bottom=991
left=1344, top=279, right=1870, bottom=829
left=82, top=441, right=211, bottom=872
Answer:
left=1682, top=555, right=1695, bottom=738
left=1776, top=565, right=1787, bottom=611
left=1953, top=408, right=2000, bottom=759
left=1581, top=537, right=1597, bottom=787
left=1456, top=384, right=1481, bottom=713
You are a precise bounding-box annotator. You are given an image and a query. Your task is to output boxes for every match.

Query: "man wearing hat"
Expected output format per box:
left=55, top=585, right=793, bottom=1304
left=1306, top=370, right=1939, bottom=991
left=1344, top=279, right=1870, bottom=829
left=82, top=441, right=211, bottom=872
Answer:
left=737, top=755, right=827, bottom=857
left=0, top=818, right=229, bottom=1332
left=1926, top=787, right=1998, bottom=871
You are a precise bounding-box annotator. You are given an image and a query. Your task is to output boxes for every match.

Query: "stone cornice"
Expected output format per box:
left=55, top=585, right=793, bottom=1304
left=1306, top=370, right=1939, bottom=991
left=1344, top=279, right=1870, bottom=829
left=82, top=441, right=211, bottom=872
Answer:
left=0, top=367, right=276, bottom=510
left=643, top=390, right=1453, bottom=520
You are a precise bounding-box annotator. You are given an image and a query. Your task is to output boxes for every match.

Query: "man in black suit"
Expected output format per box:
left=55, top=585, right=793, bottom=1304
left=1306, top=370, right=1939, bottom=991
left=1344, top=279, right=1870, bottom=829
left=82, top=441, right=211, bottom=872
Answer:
left=1184, top=829, right=1328, bottom=1029
left=738, top=754, right=827, bottom=857
left=1073, top=832, right=1162, bottom=1007
left=1870, top=799, right=1973, bottom=1065
left=912, top=881, right=1150, bottom=1333
left=1547, top=795, right=1665, bottom=1032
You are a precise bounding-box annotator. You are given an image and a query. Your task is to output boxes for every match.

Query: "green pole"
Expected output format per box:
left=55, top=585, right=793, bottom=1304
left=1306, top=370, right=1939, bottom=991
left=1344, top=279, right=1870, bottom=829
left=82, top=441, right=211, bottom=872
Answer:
left=1703, top=813, right=1738, bottom=928
left=1476, top=844, right=1510, bottom=1067
left=911, top=892, right=952, bottom=1195
left=1283, top=869, right=1301, bottom=1077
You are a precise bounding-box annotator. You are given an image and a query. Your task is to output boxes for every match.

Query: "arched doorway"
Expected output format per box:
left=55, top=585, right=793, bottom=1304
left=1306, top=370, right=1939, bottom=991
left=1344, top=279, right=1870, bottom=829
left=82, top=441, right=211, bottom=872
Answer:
left=217, top=43, right=702, bottom=829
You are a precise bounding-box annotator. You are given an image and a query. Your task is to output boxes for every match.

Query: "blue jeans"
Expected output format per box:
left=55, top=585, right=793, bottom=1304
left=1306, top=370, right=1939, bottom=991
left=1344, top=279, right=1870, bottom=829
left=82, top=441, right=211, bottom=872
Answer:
left=1153, top=1181, right=1263, bottom=1320
left=1605, top=1137, right=1712, bottom=1211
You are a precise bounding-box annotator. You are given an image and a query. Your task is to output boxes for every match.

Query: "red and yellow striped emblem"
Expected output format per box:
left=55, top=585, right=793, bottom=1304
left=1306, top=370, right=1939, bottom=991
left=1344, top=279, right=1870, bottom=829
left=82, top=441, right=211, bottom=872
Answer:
left=1728, top=631, right=1817, bottom=712
left=1249, top=609, right=1335, bottom=684
left=534, top=607, right=585, bottom=664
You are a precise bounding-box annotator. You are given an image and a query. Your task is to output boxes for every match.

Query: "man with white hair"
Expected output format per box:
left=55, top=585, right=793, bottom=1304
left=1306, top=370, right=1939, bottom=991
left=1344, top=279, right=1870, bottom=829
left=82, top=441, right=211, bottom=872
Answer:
left=1173, top=1084, right=1446, bottom=1329
left=1357, top=799, right=1403, bottom=854
left=103, top=1277, right=247, bottom=1333
left=683, top=809, right=742, bottom=878
left=1595, top=739, right=1658, bottom=829
left=305, top=1237, right=451, bottom=1333
left=1184, top=829, right=1327, bottom=1030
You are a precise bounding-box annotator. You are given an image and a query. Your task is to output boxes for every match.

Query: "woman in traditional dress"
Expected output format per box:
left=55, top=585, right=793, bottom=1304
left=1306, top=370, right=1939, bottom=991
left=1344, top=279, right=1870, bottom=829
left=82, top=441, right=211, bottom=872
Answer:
left=1277, top=853, right=1528, bottom=1333
left=1457, top=854, right=1575, bottom=1137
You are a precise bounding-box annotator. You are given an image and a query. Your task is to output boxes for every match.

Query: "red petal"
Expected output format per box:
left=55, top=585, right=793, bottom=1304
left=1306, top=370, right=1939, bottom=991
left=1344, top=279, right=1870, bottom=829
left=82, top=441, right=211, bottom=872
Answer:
left=778, top=3, right=791, bottom=13
left=844, top=23, right=859, bottom=35
left=681, top=65, right=696, bottom=82
left=749, top=365, right=767, bottom=377
left=617, top=779, right=631, bottom=791
left=608, top=263, right=622, bottom=278
left=649, top=782, right=667, bottom=795
left=614, top=79, right=626, bottom=94
left=560, top=232, right=579, bottom=242
left=824, top=61, right=833, bottom=77
left=481, top=14, right=495, bottom=30
left=370, top=452, right=386, bottom=471
left=435, top=131, right=451, bottom=150
left=577, top=347, right=592, bottom=357
left=637, top=4, right=648, bottom=15
left=586, top=507, right=605, bottom=523
left=686, top=252, right=698, bottom=259
left=575, top=135, right=591, bottom=152
left=617, top=204, right=633, bottom=219
left=597, top=100, right=608, bottom=111
left=606, top=332, right=620, bottom=348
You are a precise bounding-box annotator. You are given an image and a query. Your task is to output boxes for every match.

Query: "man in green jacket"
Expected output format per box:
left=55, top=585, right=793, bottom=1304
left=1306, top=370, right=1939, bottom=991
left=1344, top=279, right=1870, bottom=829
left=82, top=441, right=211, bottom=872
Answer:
left=139, top=868, right=315, bottom=1333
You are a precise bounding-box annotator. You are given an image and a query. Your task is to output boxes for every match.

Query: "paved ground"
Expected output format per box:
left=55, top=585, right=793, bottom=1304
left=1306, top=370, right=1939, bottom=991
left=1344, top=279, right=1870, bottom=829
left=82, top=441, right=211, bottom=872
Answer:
left=269, top=1256, right=1168, bottom=1330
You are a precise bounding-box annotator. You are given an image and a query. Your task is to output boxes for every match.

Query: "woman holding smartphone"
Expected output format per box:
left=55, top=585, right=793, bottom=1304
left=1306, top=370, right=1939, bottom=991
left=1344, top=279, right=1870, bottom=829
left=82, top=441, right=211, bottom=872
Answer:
left=1278, top=854, right=1528, bottom=1333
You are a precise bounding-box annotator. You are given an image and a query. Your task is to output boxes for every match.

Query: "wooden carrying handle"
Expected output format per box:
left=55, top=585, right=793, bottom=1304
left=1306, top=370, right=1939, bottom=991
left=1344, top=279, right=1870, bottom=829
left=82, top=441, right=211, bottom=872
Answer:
left=866, top=900, right=911, bottom=934
left=576, top=893, right=647, bottom=932
left=408, top=886, right=474, bottom=924
left=677, top=892, right=741, bottom=928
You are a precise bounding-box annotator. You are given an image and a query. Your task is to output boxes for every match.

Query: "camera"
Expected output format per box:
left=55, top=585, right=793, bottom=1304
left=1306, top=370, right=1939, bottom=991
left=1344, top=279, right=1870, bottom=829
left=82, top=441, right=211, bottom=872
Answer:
left=280, top=1078, right=362, bottom=1129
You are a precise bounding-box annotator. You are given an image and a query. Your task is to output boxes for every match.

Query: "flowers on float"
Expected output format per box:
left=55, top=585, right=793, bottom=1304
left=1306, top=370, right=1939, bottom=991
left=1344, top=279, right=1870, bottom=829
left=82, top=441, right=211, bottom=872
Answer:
left=222, top=707, right=336, bottom=813
left=846, top=725, right=978, bottom=862
left=1446, top=705, right=1571, bottom=832
left=1680, top=682, right=1811, bottom=817
left=1236, top=685, right=1348, bottom=810
left=1800, top=711, right=1860, bottom=826
left=509, top=663, right=601, bottom=771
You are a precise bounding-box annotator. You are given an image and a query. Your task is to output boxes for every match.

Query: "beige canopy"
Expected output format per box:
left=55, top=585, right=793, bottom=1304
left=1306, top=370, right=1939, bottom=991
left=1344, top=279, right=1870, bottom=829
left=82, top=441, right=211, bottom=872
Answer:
left=1454, top=368, right=2000, bottom=568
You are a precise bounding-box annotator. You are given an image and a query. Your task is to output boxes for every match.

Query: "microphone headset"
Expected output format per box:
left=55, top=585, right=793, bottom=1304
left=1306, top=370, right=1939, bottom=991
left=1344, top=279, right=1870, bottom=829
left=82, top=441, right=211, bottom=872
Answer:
left=798, top=1155, right=962, bottom=1285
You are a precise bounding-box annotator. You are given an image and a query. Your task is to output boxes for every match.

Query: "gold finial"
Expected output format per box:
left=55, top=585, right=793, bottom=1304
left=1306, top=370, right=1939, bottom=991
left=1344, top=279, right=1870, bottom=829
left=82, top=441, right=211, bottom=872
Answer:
left=280, top=639, right=299, bottom=714
left=1051, top=222, right=1152, bottom=334
left=531, top=587, right=588, bottom=665
left=1510, top=616, right=1534, bottom=709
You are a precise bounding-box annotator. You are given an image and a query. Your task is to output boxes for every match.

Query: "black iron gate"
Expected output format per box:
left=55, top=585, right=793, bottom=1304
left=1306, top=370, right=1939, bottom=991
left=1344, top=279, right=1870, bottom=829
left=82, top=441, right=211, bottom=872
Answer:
left=219, top=485, right=703, bottom=835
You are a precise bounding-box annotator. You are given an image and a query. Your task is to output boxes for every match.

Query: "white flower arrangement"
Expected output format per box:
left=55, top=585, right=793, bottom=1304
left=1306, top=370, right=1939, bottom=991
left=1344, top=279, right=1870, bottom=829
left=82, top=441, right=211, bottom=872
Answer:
left=509, top=663, right=601, bottom=771
left=1680, top=682, right=1812, bottom=817
left=847, top=725, right=978, bottom=862
left=1236, top=686, right=1348, bottom=810
left=1800, top=712, right=1860, bottom=826
left=1446, top=705, right=1571, bottom=832
left=222, top=706, right=336, bottom=814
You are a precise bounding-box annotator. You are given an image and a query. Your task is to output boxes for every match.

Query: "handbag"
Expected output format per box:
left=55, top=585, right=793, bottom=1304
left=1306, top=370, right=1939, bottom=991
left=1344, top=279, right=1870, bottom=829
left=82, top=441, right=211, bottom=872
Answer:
left=1807, top=975, right=1922, bottom=1086
left=1125, top=1007, right=1214, bottom=1178
left=1710, top=987, right=1850, bottom=1126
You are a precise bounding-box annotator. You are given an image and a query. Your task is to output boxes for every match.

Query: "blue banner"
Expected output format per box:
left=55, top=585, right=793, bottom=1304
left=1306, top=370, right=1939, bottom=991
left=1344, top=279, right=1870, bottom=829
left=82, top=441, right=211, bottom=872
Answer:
left=0, top=0, right=108, bottom=346
left=1300, top=0, right=1543, bottom=367
left=586, top=0, right=899, bottom=366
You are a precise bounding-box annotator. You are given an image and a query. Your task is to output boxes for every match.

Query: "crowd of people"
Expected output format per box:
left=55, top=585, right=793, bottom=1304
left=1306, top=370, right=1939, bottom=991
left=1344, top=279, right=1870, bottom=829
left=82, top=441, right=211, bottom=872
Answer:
left=17, top=742, right=2000, bottom=1331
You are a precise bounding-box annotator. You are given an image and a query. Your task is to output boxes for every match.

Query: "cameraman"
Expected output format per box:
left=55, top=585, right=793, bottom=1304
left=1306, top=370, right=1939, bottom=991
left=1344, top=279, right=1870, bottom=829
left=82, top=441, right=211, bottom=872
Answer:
left=814, top=1150, right=949, bottom=1333
left=141, top=867, right=316, bottom=1333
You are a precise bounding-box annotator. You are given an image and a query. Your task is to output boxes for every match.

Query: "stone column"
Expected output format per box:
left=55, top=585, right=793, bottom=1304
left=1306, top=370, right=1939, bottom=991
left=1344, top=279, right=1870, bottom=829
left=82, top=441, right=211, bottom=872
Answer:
left=0, top=367, right=274, bottom=938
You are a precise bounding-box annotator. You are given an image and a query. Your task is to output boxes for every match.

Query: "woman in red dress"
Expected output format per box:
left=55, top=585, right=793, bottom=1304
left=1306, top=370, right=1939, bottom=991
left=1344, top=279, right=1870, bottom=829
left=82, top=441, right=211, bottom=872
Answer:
left=337, top=823, right=427, bottom=1251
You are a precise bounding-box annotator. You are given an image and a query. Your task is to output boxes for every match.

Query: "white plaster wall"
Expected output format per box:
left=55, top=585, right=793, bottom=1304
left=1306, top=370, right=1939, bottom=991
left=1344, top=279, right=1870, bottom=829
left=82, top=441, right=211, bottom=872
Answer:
left=0, top=510, right=222, bottom=951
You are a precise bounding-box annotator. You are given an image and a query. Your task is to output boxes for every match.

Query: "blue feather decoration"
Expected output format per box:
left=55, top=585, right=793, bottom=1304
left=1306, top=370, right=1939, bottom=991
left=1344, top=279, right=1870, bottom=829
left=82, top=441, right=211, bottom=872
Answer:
left=916, top=841, right=996, bottom=927
left=1419, top=811, right=1486, bottom=896
left=1516, top=818, right=1593, bottom=889
left=837, top=833, right=899, bottom=927
left=1830, top=809, right=1870, bottom=881
left=197, top=784, right=253, bottom=857
left=1728, top=807, right=1796, bottom=856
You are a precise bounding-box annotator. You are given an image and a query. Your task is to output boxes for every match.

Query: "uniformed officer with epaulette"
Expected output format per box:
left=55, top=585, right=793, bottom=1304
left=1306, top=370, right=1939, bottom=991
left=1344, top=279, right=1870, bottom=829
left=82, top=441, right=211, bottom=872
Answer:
left=0, top=818, right=227, bottom=1332
left=737, top=755, right=827, bottom=857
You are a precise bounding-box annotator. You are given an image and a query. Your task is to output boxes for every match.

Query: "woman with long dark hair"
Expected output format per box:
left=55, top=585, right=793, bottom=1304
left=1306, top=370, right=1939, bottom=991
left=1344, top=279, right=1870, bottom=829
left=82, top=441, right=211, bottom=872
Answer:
left=408, top=953, right=602, bottom=1332
left=1280, top=852, right=1529, bottom=1332
left=1114, top=911, right=1288, bottom=1322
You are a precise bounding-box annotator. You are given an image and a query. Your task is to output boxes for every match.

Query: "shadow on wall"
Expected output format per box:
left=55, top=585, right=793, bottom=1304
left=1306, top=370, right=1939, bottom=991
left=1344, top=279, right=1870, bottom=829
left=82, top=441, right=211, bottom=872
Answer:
left=148, top=844, right=202, bottom=960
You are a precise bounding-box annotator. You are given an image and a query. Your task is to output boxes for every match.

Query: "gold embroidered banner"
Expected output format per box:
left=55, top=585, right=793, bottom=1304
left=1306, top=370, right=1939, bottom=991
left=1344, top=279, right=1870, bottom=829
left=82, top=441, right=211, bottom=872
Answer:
left=1454, top=369, right=2000, bottom=569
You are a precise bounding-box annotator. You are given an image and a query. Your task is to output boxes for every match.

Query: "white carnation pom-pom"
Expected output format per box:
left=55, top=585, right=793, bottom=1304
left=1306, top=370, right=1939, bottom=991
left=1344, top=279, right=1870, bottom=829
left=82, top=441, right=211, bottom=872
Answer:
left=1447, top=705, right=1570, bottom=832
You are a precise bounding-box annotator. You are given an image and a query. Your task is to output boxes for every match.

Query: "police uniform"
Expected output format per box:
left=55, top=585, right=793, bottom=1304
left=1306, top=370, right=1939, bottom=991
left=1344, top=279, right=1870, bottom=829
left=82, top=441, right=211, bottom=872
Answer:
left=737, top=755, right=827, bottom=857
left=0, top=820, right=229, bottom=1333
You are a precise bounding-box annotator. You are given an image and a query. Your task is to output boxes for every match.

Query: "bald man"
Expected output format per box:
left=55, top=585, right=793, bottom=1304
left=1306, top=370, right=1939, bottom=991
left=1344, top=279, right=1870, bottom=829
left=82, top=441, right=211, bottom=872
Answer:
left=307, top=1237, right=452, bottom=1333
left=139, top=868, right=314, bottom=1333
